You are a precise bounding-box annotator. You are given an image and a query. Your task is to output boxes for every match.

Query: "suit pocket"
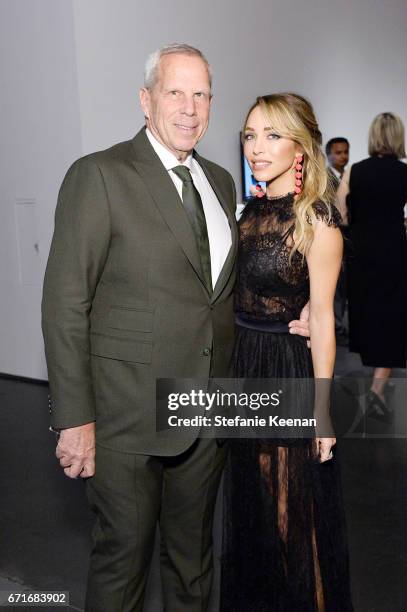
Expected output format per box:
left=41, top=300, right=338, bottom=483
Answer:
left=107, top=305, right=154, bottom=333
left=90, top=332, right=152, bottom=364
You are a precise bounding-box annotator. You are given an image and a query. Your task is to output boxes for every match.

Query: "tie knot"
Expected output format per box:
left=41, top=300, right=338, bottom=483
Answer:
left=172, top=165, right=193, bottom=183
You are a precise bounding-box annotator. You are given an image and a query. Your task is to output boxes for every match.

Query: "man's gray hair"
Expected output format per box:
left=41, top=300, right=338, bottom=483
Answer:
left=144, top=43, right=212, bottom=89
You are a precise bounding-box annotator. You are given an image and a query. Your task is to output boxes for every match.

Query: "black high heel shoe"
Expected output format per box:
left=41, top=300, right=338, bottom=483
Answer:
left=366, top=390, right=394, bottom=424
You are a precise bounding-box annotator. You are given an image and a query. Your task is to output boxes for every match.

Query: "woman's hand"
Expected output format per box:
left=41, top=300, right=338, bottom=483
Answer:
left=289, top=301, right=310, bottom=347
left=316, top=437, right=336, bottom=462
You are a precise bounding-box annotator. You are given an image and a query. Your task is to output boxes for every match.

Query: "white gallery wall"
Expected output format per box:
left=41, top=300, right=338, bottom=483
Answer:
left=0, top=0, right=406, bottom=378
left=0, top=0, right=82, bottom=379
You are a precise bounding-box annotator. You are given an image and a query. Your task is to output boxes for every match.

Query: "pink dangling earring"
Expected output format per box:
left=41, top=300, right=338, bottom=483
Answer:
left=255, top=184, right=265, bottom=198
left=294, top=154, right=303, bottom=194
left=250, top=183, right=266, bottom=198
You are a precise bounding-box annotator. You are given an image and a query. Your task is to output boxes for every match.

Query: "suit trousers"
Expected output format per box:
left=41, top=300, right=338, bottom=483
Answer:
left=85, top=437, right=227, bottom=612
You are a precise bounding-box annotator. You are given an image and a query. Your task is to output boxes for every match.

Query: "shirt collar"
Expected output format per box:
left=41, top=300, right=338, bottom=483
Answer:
left=145, top=128, right=193, bottom=172
left=329, top=166, right=342, bottom=180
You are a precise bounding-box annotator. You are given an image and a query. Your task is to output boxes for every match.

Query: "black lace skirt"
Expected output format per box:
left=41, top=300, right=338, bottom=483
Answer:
left=220, top=325, right=353, bottom=611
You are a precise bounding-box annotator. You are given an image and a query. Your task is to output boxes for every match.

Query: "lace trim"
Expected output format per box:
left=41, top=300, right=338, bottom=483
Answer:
left=242, top=193, right=295, bottom=222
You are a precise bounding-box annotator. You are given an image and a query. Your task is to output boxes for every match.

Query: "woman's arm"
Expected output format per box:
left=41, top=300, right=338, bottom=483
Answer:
left=307, top=220, right=342, bottom=376
left=306, top=220, right=343, bottom=460
left=335, top=166, right=351, bottom=225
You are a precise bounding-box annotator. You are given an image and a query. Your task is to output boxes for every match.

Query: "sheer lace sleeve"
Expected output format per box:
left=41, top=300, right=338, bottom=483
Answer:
left=309, top=201, right=342, bottom=227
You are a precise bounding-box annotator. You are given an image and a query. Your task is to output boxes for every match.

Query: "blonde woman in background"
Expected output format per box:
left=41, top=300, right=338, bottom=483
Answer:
left=221, top=94, right=353, bottom=611
left=337, top=113, right=407, bottom=421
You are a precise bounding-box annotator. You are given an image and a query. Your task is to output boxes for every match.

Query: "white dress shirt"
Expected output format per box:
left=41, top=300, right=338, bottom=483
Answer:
left=146, top=128, right=232, bottom=286
left=329, top=166, right=342, bottom=181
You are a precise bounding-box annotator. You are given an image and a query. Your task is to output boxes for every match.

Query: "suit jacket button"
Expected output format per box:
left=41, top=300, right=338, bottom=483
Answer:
left=203, top=347, right=211, bottom=356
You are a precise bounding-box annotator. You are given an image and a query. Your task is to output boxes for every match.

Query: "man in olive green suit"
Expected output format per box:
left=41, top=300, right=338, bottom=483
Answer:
left=42, top=44, right=237, bottom=611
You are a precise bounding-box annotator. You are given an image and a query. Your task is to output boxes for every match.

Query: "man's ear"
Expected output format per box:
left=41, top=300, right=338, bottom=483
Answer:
left=139, top=88, right=150, bottom=120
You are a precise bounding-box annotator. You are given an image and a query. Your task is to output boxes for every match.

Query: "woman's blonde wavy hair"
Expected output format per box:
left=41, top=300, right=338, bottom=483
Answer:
left=243, top=93, right=336, bottom=258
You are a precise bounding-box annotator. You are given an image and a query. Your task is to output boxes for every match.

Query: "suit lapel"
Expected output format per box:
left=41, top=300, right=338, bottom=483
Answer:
left=131, top=130, right=207, bottom=290
left=130, top=129, right=238, bottom=302
left=194, top=152, right=238, bottom=304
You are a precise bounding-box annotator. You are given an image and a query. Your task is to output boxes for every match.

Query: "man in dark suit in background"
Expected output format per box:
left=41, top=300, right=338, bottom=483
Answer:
left=42, top=43, right=309, bottom=611
left=326, top=137, right=350, bottom=344
left=326, top=137, right=350, bottom=189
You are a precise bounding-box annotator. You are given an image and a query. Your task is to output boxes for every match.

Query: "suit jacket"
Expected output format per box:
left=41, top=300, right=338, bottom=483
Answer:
left=327, top=166, right=340, bottom=191
left=42, top=128, right=238, bottom=455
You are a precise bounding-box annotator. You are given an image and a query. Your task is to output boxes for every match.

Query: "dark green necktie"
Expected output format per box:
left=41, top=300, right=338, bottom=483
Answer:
left=172, top=165, right=212, bottom=293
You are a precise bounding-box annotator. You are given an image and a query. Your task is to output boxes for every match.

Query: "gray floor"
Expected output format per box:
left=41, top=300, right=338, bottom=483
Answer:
left=1, top=346, right=407, bottom=611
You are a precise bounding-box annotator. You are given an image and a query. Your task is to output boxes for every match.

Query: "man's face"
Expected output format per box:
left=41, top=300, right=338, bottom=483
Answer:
left=328, top=142, right=349, bottom=173
left=139, top=54, right=212, bottom=161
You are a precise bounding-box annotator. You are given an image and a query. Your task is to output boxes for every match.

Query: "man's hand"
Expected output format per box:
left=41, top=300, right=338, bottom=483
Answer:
left=56, top=422, right=95, bottom=479
left=288, top=301, right=310, bottom=346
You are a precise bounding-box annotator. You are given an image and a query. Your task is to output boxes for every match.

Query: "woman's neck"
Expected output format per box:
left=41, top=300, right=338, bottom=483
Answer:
left=266, top=173, right=296, bottom=199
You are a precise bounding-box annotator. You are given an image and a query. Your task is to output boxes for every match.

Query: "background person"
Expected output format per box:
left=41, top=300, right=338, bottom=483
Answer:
left=325, top=136, right=350, bottom=188
left=337, top=112, right=407, bottom=419
left=326, top=136, right=350, bottom=344
left=326, top=137, right=350, bottom=188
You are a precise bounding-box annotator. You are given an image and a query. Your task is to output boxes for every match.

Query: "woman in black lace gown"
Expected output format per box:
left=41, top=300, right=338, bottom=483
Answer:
left=221, top=94, right=353, bottom=611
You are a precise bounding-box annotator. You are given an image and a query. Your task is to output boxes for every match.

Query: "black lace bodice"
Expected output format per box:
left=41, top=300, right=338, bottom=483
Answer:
left=235, top=193, right=341, bottom=324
